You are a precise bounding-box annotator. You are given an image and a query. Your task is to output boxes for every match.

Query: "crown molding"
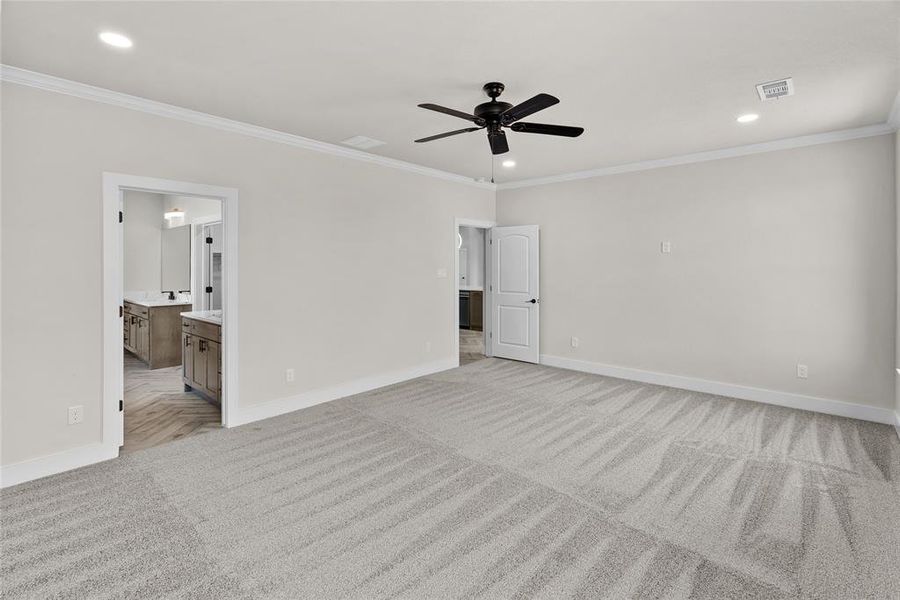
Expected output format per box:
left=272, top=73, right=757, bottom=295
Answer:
left=3, top=65, right=893, bottom=194
left=497, top=122, right=895, bottom=191
left=0, top=65, right=496, bottom=191
left=888, top=90, right=900, bottom=131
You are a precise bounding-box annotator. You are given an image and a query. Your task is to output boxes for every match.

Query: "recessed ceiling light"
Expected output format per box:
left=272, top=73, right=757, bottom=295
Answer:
left=502, top=160, right=516, bottom=168
left=99, top=31, right=133, bottom=49
left=736, top=113, right=759, bottom=124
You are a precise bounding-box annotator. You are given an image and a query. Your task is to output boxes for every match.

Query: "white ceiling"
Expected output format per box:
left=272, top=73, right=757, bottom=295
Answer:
left=3, top=1, right=898, bottom=183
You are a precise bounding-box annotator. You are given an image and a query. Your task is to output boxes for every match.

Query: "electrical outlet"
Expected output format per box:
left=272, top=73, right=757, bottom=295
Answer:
left=660, top=241, right=672, bottom=254
left=285, top=368, right=295, bottom=383
left=68, top=405, right=84, bottom=425
left=796, top=364, right=808, bottom=379
left=425, top=341, right=432, bottom=353
left=436, top=268, right=448, bottom=279
left=571, top=336, right=579, bottom=348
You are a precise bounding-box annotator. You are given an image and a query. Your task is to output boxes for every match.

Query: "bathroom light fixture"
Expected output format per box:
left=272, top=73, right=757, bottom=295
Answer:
left=502, top=159, right=516, bottom=168
left=99, top=31, right=133, bottom=48
left=736, top=113, right=759, bottom=124
left=164, top=208, right=184, bottom=221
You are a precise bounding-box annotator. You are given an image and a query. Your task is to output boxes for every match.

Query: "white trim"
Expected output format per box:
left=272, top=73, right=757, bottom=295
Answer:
left=104, top=174, right=240, bottom=452
left=231, top=358, right=456, bottom=426
left=887, top=91, right=900, bottom=131
left=0, top=443, right=118, bottom=489
left=0, top=65, right=493, bottom=191
left=497, top=123, right=895, bottom=190
left=540, top=354, right=896, bottom=425
left=893, top=410, right=900, bottom=442
left=454, top=218, right=496, bottom=365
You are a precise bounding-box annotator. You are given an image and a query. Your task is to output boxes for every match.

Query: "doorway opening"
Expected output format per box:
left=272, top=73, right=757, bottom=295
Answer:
left=121, top=191, right=224, bottom=453
left=455, top=219, right=495, bottom=366
left=455, top=220, right=541, bottom=366
left=103, top=173, right=239, bottom=458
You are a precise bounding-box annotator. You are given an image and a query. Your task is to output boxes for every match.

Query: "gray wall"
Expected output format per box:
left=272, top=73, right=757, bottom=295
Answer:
left=122, top=191, right=164, bottom=292
left=1, top=83, right=494, bottom=466
left=497, top=135, right=896, bottom=410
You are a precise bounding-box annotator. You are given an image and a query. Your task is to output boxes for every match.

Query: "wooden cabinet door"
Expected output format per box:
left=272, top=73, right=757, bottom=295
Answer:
left=140, top=318, right=151, bottom=361
left=205, top=340, right=220, bottom=399
left=469, top=291, right=484, bottom=331
left=182, top=333, right=194, bottom=384
left=136, top=318, right=143, bottom=358
left=127, top=316, right=138, bottom=353
left=192, top=337, right=208, bottom=390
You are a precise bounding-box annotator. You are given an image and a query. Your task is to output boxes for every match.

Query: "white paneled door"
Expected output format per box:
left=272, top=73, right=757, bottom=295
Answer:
left=491, top=225, right=539, bottom=363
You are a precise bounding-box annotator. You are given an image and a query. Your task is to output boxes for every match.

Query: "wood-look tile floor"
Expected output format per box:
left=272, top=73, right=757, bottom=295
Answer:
left=459, top=328, right=485, bottom=365
left=123, top=352, right=221, bottom=454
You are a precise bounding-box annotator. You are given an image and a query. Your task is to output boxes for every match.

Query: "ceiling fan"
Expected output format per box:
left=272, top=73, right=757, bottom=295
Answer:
left=415, top=82, right=584, bottom=155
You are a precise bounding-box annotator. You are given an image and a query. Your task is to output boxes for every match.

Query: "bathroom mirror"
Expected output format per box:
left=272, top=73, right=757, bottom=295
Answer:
left=161, top=225, right=191, bottom=292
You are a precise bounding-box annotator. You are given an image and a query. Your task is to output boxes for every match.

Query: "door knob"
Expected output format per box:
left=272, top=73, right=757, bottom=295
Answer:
left=527, top=298, right=537, bottom=304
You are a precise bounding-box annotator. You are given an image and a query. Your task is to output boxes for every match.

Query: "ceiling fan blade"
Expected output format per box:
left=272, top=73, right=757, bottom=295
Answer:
left=418, top=103, right=486, bottom=125
left=509, top=122, right=584, bottom=137
left=414, top=127, right=482, bottom=143
left=501, top=93, right=559, bottom=124
left=489, top=131, right=510, bottom=155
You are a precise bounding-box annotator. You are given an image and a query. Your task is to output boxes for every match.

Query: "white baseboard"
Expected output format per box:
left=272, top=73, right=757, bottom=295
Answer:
left=0, top=443, right=119, bottom=489
left=893, top=410, right=900, bottom=441
left=230, top=358, right=457, bottom=427
left=540, top=354, right=896, bottom=425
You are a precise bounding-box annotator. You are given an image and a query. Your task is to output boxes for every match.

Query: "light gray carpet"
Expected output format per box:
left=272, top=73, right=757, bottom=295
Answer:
left=3, top=358, right=900, bottom=599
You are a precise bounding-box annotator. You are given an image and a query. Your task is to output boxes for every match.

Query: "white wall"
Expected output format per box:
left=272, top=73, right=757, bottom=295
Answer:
left=163, top=194, right=221, bottom=226
left=459, top=225, right=485, bottom=289
left=896, top=131, right=900, bottom=420
left=497, top=135, right=896, bottom=411
left=0, top=83, right=494, bottom=466
left=122, top=191, right=163, bottom=292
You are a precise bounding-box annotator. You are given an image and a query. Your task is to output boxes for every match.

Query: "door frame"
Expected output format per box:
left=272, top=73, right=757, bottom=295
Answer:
left=190, top=215, right=222, bottom=310
left=102, top=172, right=240, bottom=454
left=454, top=218, right=495, bottom=366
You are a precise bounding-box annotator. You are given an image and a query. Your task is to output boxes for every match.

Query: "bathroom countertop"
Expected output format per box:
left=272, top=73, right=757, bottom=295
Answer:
left=180, top=310, right=223, bottom=325
left=125, top=298, right=193, bottom=308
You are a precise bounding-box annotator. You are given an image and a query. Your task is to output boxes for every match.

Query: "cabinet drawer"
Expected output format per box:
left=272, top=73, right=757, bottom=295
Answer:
left=182, top=318, right=193, bottom=332
left=125, top=301, right=149, bottom=318
left=191, top=320, right=221, bottom=343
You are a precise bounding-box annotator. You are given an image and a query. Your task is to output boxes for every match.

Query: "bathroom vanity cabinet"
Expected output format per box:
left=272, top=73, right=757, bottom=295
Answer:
left=123, top=300, right=192, bottom=369
left=181, top=313, right=222, bottom=403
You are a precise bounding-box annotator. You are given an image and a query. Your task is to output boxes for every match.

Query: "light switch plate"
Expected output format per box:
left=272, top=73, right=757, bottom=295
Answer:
left=436, top=268, right=448, bottom=278
left=285, top=368, right=295, bottom=383
left=660, top=241, right=672, bottom=254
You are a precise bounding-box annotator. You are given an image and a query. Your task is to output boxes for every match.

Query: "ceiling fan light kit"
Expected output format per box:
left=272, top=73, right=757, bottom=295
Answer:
left=416, top=82, right=584, bottom=155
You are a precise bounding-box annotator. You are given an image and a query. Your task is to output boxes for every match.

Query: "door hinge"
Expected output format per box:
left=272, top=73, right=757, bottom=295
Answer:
left=206, top=236, right=213, bottom=244
left=119, top=399, right=124, bottom=412
left=119, top=305, right=123, bottom=318
left=205, top=286, right=213, bottom=293
left=118, top=211, right=123, bottom=223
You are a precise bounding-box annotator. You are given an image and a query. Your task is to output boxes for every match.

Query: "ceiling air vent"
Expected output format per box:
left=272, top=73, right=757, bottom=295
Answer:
left=756, top=78, right=794, bottom=101
left=340, top=135, right=386, bottom=150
